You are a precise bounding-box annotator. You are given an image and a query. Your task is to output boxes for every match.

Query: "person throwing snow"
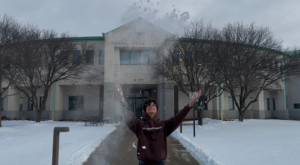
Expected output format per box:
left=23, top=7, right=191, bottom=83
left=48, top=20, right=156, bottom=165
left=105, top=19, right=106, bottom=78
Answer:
left=115, top=83, right=201, bottom=165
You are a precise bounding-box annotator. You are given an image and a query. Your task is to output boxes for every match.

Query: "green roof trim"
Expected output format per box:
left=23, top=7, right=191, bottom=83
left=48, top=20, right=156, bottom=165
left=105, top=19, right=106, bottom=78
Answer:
left=66, top=36, right=104, bottom=41
left=103, top=24, right=126, bottom=36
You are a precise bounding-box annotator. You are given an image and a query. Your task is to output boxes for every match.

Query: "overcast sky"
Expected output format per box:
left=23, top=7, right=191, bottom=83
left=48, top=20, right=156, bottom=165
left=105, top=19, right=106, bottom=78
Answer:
left=0, top=0, right=299, bottom=48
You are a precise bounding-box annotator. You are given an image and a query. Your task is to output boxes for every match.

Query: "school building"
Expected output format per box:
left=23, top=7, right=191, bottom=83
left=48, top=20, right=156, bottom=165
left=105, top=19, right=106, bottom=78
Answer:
left=1, top=18, right=300, bottom=121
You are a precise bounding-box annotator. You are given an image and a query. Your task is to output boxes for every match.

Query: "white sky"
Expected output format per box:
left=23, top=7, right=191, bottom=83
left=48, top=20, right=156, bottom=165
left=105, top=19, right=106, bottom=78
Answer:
left=0, top=0, right=299, bottom=48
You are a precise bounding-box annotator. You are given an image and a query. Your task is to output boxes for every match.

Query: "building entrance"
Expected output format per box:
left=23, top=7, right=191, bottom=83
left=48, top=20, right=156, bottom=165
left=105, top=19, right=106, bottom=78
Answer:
left=126, top=89, right=152, bottom=119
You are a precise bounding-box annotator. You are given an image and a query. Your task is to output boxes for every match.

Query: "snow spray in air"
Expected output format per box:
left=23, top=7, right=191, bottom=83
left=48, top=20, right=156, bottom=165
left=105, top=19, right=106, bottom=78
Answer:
left=84, top=1, right=192, bottom=164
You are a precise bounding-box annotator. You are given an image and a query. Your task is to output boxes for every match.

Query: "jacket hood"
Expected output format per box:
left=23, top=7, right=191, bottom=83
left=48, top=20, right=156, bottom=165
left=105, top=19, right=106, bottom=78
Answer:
left=142, top=110, right=160, bottom=121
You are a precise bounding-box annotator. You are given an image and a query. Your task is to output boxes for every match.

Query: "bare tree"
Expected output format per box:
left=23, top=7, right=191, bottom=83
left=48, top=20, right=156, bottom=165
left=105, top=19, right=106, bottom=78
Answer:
left=153, top=21, right=225, bottom=125
left=0, top=14, right=21, bottom=127
left=6, top=24, right=94, bottom=122
left=218, top=22, right=300, bottom=121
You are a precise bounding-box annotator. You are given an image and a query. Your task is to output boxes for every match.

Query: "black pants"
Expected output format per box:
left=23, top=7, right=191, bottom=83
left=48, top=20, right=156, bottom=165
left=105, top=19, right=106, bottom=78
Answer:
left=139, top=161, right=165, bottom=165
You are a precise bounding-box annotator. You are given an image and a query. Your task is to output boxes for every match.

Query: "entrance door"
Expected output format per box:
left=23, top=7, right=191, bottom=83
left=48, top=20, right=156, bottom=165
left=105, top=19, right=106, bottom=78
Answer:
left=127, top=97, right=147, bottom=119
left=126, top=89, right=151, bottom=119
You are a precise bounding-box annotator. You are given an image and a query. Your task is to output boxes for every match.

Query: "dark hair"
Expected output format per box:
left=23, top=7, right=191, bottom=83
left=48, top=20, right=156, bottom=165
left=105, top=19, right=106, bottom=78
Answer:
left=143, top=98, right=158, bottom=112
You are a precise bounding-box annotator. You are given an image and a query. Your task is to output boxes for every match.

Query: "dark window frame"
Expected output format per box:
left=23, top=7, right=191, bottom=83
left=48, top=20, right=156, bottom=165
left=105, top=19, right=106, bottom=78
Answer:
left=68, top=96, right=84, bottom=111
left=120, top=50, right=154, bottom=65
left=19, top=97, right=23, bottom=111
left=73, top=50, right=81, bottom=65
left=86, top=50, right=94, bottom=65
left=250, top=97, right=253, bottom=110
left=1, top=98, right=4, bottom=111
left=173, top=51, right=179, bottom=65
left=60, top=51, right=68, bottom=66
left=200, top=96, right=208, bottom=110
left=40, top=96, right=46, bottom=111
left=28, top=97, right=33, bottom=111
left=228, top=96, right=234, bottom=110
left=99, top=50, right=104, bottom=65
left=294, top=103, right=300, bottom=109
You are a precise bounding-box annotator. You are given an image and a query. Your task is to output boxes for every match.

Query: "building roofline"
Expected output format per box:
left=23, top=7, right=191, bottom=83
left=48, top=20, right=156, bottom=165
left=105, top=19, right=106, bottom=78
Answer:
left=178, top=38, right=291, bottom=56
left=66, top=36, right=104, bottom=41
left=103, top=17, right=174, bottom=37
left=103, top=18, right=140, bottom=36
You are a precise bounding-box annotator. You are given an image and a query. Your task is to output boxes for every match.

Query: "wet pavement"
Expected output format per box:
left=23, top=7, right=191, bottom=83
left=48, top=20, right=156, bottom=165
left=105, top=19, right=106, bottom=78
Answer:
left=83, top=124, right=201, bottom=165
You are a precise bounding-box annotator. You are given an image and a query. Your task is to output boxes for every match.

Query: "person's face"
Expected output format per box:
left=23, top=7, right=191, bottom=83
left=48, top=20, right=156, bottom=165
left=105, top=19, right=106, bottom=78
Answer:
left=145, top=102, right=157, bottom=118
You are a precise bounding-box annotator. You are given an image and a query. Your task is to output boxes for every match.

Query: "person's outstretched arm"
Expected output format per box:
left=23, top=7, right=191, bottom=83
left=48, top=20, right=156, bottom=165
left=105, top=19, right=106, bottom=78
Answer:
left=164, top=90, right=201, bottom=136
left=115, top=83, right=140, bottom=135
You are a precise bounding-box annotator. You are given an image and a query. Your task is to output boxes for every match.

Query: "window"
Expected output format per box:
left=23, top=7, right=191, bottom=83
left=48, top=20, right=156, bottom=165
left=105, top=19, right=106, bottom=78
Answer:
left=36, top=55, right=42, bottom=67
left=197, top=52, right=205, bottom=66
left=173, top=51, right=179, bottom=65
left=267, top=98, right=270, bottom=110
left=99, top=50, right=104, bottom=65
left=120, top=51, right=154, bottom=65
left=232, top=55, right=238, bottom=66
left=294, top=104, right=300, bottom=109
left=68, top=96, right=84, bottom=111
left=274, top=61, right=278, bottom=70
left=73, top=51, right=81, bottom=65
left=146, top=51, right=157, bottom=64
left=140, top=51, right=149, bottom=64
left=261, top=59, right=267, bottom=68
left=280, top=62, right=284, bottom=75
left=273, top=98, right=276, bottom=111
left=86, top=50, right=94, bottom=65
left=19, top=97, right=23, bottom=111
left=1, top=98, right=4, bottom=111
left=228, top=97, right=234, bottom=110
left=60, top=51, right=68, bottom=66
left=130, top=52, right=140, bottom=65
left=28, top=97, right=33, bottom=111
left=120, top=52, right=130, bottom=65
left=40, top=97, right=45, bottom=111
left=184, top=51, right=192, bottom=63
left=200, top=96, right=208, bottom=110
left=268, top=61, right=273, bottom=71
left=250, top=97, right=253, bottom=110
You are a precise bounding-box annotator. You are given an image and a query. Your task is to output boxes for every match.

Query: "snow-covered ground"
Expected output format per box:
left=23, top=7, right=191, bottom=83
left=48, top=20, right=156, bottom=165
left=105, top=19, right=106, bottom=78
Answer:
left=1, top=119, right=300, bottom=165
left=0, top=120, right=116, bottom=165
left=172, top=118, right=300, bottom=165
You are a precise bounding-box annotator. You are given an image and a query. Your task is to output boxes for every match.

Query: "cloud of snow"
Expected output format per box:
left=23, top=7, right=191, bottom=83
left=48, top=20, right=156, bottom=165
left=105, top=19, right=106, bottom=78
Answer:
left=121, top=0, right=190, bottom=35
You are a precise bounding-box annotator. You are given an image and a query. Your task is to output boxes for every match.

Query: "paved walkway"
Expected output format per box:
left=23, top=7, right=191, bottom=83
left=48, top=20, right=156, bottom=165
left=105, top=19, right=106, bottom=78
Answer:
left=83, top=124, right=201, bottom=165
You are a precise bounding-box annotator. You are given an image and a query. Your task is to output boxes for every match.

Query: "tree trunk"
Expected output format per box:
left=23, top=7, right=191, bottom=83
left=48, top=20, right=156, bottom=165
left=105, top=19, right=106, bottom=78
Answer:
left=35, top=89, right=49, bottom=123
left=0, top=96, right=2, bottom=127
left=239, top=100, right=245, bottom=122
left=0, top=83, right=2, bottom=127
left=239, top=111, right=244, bottom=122
left=0, top=52, right=2, bottom=127
left=198, top=110, right=203, bottom=126
left=35, top=110, right=42, bottom=122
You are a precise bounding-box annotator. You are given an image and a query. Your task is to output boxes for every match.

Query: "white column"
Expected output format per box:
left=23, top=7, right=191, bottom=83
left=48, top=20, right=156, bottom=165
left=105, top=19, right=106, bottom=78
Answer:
left=256, top=91, right=265, bottom=119
left=164, top=82, right=174, bottom=119
left=6, top=87, right=20, bottom=118
left=103, top=45, right=116, bottom=122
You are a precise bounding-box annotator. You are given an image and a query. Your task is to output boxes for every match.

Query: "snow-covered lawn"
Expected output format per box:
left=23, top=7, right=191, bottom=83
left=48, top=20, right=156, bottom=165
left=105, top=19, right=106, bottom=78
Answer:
left=172, top=119, right=300, bottom=165
left=1, top=119, right=299, bottom=165
left=0, top=120, right=116, bottom=165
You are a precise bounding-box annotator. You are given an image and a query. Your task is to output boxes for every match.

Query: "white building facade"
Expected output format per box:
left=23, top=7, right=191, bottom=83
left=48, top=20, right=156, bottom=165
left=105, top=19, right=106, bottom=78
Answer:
left=1, top=18, right=299, bottom=121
